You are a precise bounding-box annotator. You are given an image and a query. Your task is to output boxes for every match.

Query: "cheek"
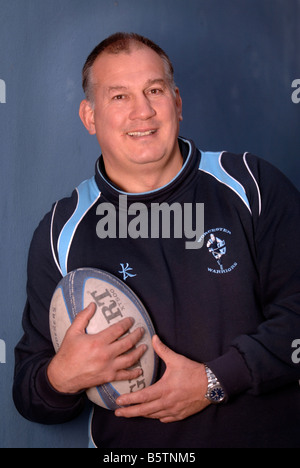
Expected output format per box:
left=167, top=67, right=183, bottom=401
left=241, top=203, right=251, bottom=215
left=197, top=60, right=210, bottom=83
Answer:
left=94, top=114, right=128, bottom=157
left=159, top=99, right=181, bottom=124
left=94, top=109, right=126, bottom=139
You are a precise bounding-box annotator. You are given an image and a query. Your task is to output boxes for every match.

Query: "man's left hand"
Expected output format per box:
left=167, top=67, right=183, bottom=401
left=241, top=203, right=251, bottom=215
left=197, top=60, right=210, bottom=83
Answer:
left=115, top=335, right=211, bottom=423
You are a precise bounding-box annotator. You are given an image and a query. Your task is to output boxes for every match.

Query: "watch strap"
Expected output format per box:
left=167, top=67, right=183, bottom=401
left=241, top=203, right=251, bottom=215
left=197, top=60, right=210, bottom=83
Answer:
left=204, top=365, right=226, bottom=403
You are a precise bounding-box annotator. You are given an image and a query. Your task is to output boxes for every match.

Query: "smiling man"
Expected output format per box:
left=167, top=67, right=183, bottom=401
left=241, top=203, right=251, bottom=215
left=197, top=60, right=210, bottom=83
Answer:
left=79, top=37, right=183, bottom=193
left=14, top=33, right=300, bottom=448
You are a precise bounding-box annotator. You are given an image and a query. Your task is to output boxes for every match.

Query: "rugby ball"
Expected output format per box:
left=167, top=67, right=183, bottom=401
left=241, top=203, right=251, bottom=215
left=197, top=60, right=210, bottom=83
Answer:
left=49, top=267, right=158, bottom=410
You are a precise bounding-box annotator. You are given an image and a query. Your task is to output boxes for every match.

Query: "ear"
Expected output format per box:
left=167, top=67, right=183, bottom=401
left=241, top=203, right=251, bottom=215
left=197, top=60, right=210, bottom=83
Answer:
left=175, top=87, right=183, bottom=122
left=79, top=99, right=96, bottom=135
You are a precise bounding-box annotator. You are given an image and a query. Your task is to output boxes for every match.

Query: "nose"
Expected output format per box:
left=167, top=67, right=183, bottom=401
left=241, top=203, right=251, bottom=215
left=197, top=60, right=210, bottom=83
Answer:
left=129, top=94, right=156, bottom=120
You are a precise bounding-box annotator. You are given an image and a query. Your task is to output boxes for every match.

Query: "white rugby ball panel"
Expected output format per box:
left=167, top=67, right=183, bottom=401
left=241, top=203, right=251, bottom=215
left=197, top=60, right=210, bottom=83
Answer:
left=49, top=268, right=158, bottom=410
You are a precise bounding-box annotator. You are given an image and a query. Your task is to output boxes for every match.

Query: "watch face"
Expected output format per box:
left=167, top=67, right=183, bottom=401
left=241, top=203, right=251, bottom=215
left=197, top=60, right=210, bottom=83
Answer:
left=209, top=386, right=225, bottom=403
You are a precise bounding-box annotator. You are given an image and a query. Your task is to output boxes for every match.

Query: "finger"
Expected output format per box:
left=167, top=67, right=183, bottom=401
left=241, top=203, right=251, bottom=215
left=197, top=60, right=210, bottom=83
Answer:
left=115, top=399, right=176, bottom=422
left=71, top=302, right=97, bottom=332
left=115, top=398, right=162, bottom=418
left=116, top=380, right=161, bottom=407
left=152, top=335, right=175, bottom=364
left=99, top=317, right=135, bottom=343
left=111, top=326, right=145, bottom=356
left=136, top=408, right=170, bottom=421
left=159, top=416, right=176, bottom=424
left=115, top=366, right=144, bottom=383
left=115, top=342, right=147, bottom=371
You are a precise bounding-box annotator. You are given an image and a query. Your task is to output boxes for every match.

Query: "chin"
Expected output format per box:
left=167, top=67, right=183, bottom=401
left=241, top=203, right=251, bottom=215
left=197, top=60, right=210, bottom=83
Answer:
left=128, top=141, right=170, bottom=163
left=129, top=151, right=167, bottom=165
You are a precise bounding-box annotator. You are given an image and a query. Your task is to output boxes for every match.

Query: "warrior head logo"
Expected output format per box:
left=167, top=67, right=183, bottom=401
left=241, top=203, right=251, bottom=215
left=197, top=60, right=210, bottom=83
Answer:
left=206, top=234, right=226, bottom=271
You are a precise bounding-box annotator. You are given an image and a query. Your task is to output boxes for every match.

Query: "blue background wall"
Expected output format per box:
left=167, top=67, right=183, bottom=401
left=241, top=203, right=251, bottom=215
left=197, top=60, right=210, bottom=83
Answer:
left=0, top=0, right=299, bottom=448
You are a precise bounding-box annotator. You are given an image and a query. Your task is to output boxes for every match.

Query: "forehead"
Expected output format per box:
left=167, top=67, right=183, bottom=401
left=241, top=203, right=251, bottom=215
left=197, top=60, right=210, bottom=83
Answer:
left=91, top=46, right=168, bottom=89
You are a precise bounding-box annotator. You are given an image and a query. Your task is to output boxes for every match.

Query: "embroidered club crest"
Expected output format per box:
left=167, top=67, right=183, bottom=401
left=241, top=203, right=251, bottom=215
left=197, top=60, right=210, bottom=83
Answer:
left=206, top=234, right=226, bottom=271
left=198, top=227, right=238, bottom=275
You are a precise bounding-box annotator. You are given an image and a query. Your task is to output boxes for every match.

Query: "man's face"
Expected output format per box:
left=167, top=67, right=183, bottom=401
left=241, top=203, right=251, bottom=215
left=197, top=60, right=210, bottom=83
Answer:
left=80, top=46, right=182, bottom=179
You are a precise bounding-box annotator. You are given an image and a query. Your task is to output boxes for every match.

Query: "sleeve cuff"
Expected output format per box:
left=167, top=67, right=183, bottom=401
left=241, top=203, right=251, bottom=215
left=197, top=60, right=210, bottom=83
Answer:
left=35, top=361, right=85, bottom=409
left=206, top=347, right=252, bottom=398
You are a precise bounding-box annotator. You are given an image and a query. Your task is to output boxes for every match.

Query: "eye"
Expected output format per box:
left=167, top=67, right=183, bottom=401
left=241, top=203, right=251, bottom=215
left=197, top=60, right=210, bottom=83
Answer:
left=112, top=94, right=126, bottom=101
left=148, top=88, right=163, bottom=96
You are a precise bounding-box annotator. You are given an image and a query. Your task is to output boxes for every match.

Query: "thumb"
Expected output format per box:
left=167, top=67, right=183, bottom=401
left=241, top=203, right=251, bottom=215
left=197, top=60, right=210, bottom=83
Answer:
left=152, top=335, right=176, bottom=364
left=72, top=302, right=96, bottom=333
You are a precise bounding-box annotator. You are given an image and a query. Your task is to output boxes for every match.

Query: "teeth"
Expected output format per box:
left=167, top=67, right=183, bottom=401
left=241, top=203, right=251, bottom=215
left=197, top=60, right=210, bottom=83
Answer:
left=127, top=130, right=156, bottom=137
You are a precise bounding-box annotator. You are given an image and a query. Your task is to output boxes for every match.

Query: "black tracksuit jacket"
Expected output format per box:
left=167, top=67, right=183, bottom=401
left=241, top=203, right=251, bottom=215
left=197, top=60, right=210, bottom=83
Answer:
left=13, top=138, right=300, bottom=448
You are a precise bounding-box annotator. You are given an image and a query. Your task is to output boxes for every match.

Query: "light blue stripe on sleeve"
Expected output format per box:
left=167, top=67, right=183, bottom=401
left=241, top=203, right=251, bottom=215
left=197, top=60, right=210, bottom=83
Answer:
left=199, top=151, right=251, bottom=213
left=57, top=177, right=101, bottom=276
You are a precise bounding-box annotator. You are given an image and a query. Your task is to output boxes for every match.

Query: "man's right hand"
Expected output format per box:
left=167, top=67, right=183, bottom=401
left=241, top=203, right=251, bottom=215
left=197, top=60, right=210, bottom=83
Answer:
left=47, top=302, right=147, bottom=394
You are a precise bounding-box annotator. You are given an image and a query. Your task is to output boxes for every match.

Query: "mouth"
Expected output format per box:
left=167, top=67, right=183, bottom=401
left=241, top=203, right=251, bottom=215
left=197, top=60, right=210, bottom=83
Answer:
left=126, top=129, right=157, bottom=138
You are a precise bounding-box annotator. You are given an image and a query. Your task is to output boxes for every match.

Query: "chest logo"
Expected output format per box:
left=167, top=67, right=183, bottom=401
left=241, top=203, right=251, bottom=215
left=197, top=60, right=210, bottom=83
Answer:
left=200, top=228, right=238, bottom=275
left=207, top=234, right=227, bottom=271
left=119, top=263, right=137, bottom=281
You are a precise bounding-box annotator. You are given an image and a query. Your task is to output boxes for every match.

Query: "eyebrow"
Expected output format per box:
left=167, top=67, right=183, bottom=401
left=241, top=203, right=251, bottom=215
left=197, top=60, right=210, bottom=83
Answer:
left=106, top=78, right=167, bottom=94
left=107, top=85, right=128, bottom=93
left=144, top=78, right=167, bottom=88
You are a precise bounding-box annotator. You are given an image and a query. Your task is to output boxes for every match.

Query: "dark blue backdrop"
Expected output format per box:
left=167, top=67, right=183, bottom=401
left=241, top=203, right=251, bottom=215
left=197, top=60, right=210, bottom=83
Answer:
left=0, top=0, right=299, bottom=448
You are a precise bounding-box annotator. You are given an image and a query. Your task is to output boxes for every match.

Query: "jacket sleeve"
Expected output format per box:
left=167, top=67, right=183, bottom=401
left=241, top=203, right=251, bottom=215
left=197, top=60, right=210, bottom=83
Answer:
left=13, top=205, right=86, bottom=424
left=208, top=155, right=300, bottom=397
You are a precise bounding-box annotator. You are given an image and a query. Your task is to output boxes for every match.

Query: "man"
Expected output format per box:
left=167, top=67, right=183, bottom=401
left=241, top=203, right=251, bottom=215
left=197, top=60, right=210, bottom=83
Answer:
left=13, top=32, right=300, bottom=448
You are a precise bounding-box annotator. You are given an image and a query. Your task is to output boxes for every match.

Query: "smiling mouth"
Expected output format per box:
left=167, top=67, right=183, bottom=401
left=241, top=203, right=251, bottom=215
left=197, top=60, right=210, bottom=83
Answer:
left=126, top=129, right=157, bottom=137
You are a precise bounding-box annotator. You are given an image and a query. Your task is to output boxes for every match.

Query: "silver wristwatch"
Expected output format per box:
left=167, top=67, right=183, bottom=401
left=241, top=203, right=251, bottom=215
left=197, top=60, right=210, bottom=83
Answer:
left=204, top=365, right=226, bottom=404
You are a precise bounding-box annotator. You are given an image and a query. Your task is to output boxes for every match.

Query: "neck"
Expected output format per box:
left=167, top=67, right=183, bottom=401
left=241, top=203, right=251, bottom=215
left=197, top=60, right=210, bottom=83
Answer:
left=103, top=142, right=183, bottom=193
